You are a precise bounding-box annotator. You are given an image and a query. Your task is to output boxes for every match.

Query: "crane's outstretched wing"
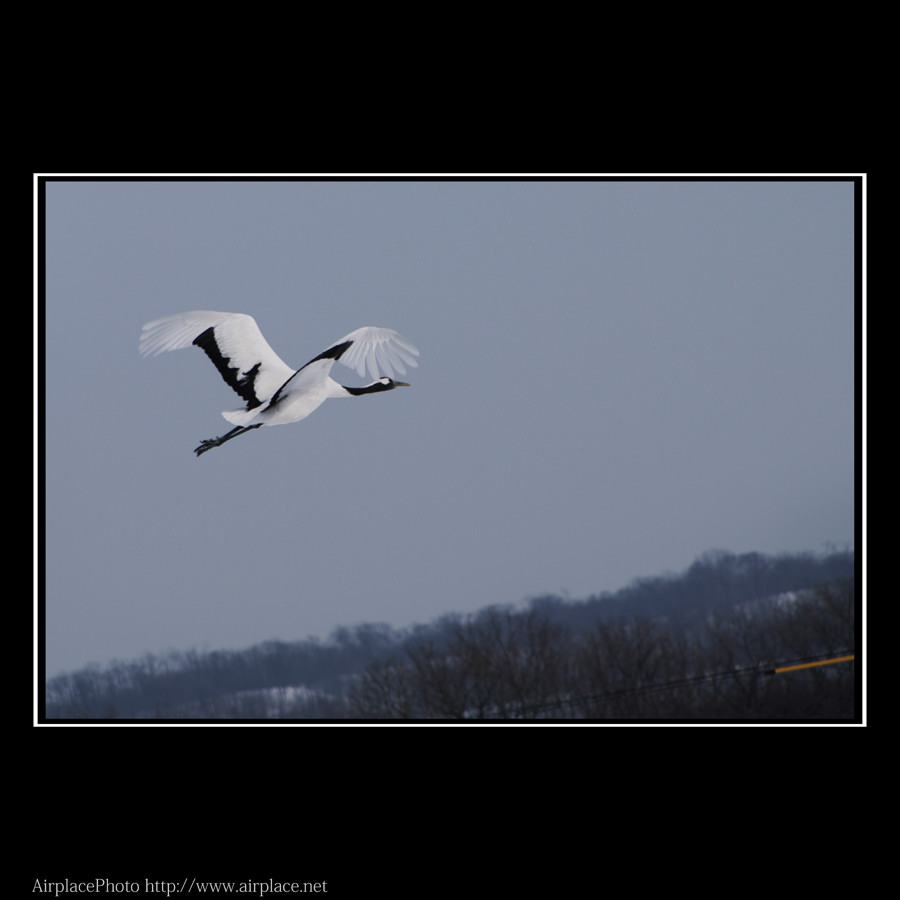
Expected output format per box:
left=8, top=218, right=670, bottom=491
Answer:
left=139, top=311, right=295, bottom=409
left=305, top=326, right=420, bottom=381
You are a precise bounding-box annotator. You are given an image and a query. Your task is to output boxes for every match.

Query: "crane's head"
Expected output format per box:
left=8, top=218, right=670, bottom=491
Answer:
left=378, top=376, right=410, bottom=389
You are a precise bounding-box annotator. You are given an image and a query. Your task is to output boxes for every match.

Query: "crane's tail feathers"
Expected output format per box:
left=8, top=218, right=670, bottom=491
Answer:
left=222, top=407, right=263, bottom=426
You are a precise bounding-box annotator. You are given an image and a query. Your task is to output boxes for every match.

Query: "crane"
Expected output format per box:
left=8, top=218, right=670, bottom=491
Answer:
left=140, top=311, right=418, bottom=456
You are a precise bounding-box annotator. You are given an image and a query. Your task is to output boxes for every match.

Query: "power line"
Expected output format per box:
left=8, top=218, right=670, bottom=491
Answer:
left=495, top=650, right=856, bottom=717
left=771, top=654, right=855, bottom=675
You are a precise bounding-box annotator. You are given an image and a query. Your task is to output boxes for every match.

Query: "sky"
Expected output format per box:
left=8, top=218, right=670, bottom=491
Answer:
left=41, top=178, right=857, bottom=678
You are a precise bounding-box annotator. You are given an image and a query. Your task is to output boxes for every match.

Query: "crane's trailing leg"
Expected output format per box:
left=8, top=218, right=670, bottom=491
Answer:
left=195, top=423, right=262, bottom=456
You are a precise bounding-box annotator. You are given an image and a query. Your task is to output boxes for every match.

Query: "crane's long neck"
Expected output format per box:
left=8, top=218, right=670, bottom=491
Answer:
left=342, top=380, right=397, bottom=396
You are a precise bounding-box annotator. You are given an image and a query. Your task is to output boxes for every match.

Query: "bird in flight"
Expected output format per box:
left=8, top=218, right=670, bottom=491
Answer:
left=140, top=311, right=419, bottom=456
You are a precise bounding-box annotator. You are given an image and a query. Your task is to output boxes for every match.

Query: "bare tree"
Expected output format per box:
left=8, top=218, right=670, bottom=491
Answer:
left=349, top=607, right=571, bottom=719
left=566, top=618, right=697, bottom=718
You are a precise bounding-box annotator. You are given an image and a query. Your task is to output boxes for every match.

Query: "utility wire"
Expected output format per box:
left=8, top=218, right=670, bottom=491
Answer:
left=771, top=654, right=855, bottom=675
left=492, top=650, right=855, bottom=718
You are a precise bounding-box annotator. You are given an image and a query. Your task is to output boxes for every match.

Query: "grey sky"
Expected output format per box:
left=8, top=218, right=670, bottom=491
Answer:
left=43, top=178, right=856, bottom=677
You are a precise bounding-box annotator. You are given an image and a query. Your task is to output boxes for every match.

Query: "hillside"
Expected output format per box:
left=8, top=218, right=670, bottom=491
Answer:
left=43, top=548, right=856, bottom=721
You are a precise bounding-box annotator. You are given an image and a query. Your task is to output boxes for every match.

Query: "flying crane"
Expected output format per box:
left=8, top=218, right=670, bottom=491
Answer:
left=140, top=311, right=419, bottom=456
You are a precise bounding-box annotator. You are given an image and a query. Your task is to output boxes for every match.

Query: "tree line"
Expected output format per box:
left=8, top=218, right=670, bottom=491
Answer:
left=43, top=548, right=856, bottom=720
left=348, top=580, right=854, bottom=719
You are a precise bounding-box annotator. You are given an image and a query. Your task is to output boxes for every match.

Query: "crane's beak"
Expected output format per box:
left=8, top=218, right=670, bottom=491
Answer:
left=394, top=380, right=411, bottom=387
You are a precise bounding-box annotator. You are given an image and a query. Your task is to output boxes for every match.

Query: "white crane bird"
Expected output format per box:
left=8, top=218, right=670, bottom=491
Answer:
left=139, top=311, right=419, bottom=456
